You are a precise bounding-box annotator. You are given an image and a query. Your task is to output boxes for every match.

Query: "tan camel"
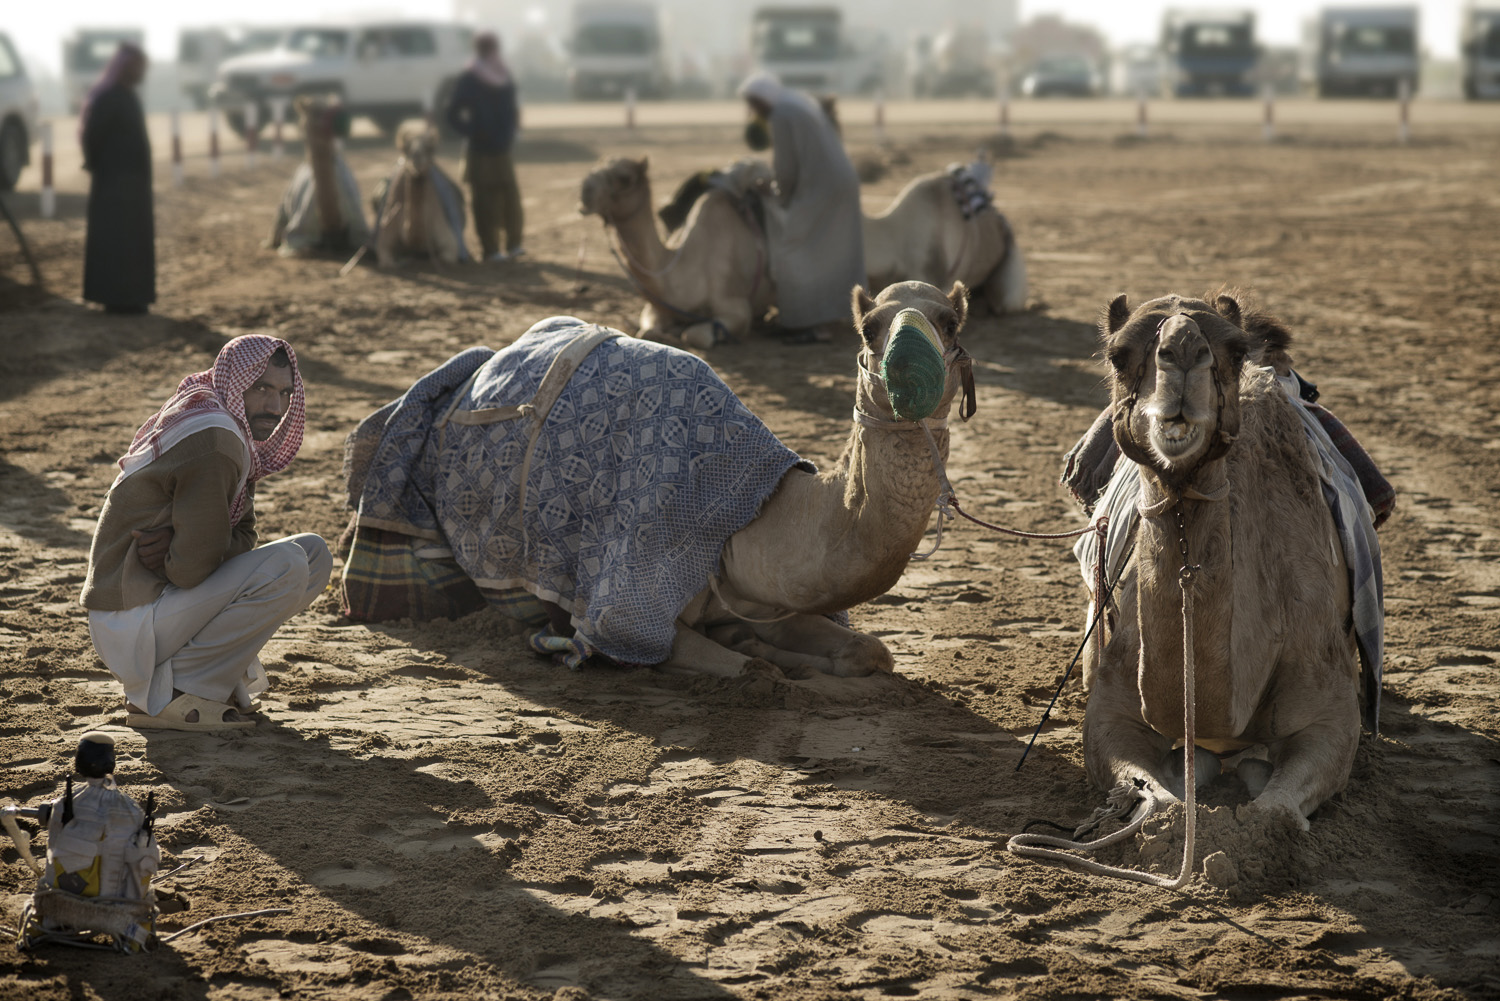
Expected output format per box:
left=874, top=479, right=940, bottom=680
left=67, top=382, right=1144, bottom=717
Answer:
left=266, top=97, right=369, bottom=256
left=662, top=279, right=975, bottom=677
left=1084, top=291, right=1364, bottom=829
left=371, top=124, right=466, bottom=268
left=580, top=156, right=773, bottom=351
left=864, top=168, right=1027, bottom=314
left=579, top=158, right=1023, bottom=349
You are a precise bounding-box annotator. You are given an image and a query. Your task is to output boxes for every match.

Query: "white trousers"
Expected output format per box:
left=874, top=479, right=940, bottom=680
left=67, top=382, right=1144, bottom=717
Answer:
left=89, top=534, right=332, bottom=715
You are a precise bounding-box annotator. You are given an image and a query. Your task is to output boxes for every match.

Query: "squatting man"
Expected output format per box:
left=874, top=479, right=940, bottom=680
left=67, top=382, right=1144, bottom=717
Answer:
left=80, top=336, right=331, bottom=731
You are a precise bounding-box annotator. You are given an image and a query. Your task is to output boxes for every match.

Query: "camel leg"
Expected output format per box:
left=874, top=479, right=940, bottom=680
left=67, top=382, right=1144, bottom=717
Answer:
left=709, top=615, right=893, bottom=677
left=637, top=303, right=672, bottom=343
left=982, top=245, right=1027, bottom=314
left=659, top=619, right=753, bottom=678
left=1253, top=698, right=1360, bottom=829
left=1083, top=665, right=1178, bottom=804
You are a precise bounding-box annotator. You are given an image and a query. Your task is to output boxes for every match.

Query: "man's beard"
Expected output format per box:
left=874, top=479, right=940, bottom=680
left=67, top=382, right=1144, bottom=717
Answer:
left=249, top=414, right=280, bottom=441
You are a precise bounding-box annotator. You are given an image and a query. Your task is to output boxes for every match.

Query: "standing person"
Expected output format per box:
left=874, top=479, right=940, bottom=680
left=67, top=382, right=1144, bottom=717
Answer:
left=80, top=336, right=332, bottom=732
left=738, top=72, right=865, bottom=344
left=445, top=32, right=524, bottom=262
left=80, top=43, right=155, bottom=314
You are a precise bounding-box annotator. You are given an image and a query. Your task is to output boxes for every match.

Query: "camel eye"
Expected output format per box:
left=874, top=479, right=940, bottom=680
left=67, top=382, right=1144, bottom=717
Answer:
left=1106, top=347, right=1130, bottom=373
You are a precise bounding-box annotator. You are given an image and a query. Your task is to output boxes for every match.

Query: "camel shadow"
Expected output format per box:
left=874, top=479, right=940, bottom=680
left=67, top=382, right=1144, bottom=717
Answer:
left=130, top=718, right=738, bottom=999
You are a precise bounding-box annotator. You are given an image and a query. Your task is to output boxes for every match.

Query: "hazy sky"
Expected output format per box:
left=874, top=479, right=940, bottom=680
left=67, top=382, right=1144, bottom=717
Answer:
left=8, top=0, right=1466, bottom=76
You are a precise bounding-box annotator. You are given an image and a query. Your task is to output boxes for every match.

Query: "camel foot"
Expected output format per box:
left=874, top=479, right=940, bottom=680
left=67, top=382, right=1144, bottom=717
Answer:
left=1237, top=758, right=1273, bottom=798
left=1158, top=745, right=1223, bottom=799
left=681, top=323, right=719, bottom=351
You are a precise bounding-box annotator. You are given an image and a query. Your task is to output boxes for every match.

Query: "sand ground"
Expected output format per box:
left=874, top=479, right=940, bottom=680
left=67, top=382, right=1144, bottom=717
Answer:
left=1, top=100, right=1498, bottom=1001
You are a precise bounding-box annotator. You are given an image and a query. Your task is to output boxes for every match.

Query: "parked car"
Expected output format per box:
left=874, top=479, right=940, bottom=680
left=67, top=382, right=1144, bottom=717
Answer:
left=209, top=21, right=473, bottom=136
left=0, top=31, right=38, bottom=191
left=1020, top=55, right=1102, bottom=97
left=178, top=25, right=286, bottom=110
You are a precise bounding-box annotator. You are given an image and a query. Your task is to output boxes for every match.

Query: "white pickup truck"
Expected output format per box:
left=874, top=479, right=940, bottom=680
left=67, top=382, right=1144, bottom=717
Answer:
left=210, top=21, right=473, bottom=136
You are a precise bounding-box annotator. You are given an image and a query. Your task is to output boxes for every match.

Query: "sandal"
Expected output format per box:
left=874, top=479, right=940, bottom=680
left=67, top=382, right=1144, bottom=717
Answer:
left=126, top=693, right=257, bottom=732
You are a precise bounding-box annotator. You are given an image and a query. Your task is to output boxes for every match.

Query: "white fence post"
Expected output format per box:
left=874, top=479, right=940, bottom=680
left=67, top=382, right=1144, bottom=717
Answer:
left=271, top=98, right=287, bottom=159
left=1262, top=83, right=1275, bottom=142
left=1136, top=88, right=1148, bottom=138
left=209, top=108, right=221, bottom=178
left=624, top=86, right=636, bottom=132
left=1397, top=77, right=1410, bottom=144
left=39, top=121, right=54, bottom=219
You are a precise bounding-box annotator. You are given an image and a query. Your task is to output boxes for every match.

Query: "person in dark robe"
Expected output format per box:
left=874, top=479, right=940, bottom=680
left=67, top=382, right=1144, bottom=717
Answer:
left=81, top=43, right=155, bottom=314
left=445, top=32, right=524, bottom=262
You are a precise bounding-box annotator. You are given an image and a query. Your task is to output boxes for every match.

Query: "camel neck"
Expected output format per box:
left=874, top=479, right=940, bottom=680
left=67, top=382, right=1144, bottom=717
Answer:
left=1134, top=460, right=1239, bottom=737
left=609, top=201, right=674, bottom=295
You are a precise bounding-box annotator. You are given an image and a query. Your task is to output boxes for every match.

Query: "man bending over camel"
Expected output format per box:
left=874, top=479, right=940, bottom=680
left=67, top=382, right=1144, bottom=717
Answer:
left=80, top=336, right=331, bottom=731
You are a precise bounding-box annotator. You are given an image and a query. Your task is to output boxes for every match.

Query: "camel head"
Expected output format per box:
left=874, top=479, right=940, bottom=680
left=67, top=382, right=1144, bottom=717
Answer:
left=1100, top=292, right=1254, bottom=483
left=851, top=280, right=973, bottom=424
left=397, top=123, right=438, bottom=174
left=579, top=157, right=651, bottom=224
left=294, top=96, right=347, bottom=158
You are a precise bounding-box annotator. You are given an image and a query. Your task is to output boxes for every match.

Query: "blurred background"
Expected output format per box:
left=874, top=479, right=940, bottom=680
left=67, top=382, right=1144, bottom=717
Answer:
left=2, top=1, right=1496, bottom=192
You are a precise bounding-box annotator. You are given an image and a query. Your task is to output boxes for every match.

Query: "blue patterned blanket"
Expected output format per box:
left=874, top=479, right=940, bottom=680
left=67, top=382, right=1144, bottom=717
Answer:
left=345, top=317, right=811, bottom=665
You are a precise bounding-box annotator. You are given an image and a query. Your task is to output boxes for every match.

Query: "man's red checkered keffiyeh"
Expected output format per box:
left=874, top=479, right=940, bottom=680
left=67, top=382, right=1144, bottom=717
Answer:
left=119, top=335, right=305, bottom=522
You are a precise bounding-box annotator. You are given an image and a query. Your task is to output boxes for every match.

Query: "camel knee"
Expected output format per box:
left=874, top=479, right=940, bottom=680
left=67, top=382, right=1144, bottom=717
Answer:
left=828, top=632, right=893, bottom=677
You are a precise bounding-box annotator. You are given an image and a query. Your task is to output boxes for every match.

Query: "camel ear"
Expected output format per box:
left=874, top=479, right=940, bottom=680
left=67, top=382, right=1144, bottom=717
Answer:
left=635, top=156, right=649, bottom=174
left=1100, top=293, right=1130, bottom=337
left=1214, top=293, right=1243, bottom=328
left=851, top=285, right=878, bottom=341
left=946, top=281, right=969, bottom=333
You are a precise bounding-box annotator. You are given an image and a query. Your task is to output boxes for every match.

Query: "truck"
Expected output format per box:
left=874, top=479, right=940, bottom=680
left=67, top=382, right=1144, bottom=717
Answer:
left=209, top=22, right=473, bottom=137
left=1302, top=7, right=1419, bottom=97
left=751, top=6, right=885, bottom=95
left=568, top=2, right=670, bottom=100
left=1160, top=8, right=1258, bottom=97
left=1461, top=4, right=1500, bottom=100
left=63, top=28, right=145, bottom=113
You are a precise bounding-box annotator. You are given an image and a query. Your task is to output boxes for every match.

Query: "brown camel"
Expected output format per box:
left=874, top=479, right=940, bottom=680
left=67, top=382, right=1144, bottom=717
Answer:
left=371, top=123, right=465, bottom=268
left=266, top=97, right=369, bottom=256
left=1083, top=291, right=1368, bottom=829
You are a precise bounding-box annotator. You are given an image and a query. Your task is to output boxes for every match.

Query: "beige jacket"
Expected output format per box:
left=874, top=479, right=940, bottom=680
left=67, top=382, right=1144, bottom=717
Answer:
left=80, top=428, right=258, bottom=611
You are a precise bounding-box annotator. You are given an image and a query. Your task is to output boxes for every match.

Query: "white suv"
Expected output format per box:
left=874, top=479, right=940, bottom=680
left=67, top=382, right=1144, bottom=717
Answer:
left=0, top=32, right=38, bottom=191
left=209, top=21, right=474, bottom=137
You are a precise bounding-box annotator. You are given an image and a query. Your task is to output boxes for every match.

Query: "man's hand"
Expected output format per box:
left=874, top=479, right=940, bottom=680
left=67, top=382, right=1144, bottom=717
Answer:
left=132, top=527, right=174, bottom=572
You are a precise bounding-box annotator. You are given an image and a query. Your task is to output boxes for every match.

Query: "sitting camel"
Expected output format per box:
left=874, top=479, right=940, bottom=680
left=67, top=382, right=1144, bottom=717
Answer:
left=1082, top=291, right=1381, bottom=829
left=581, top=157, right=1025, bottom=349
left=267, top=96, right=369, bottom=257
left=580, top=156, right=773, bottom=351
left=342, top=280, right=975, bottom=678
left=369, top=124, right=470, bottom=268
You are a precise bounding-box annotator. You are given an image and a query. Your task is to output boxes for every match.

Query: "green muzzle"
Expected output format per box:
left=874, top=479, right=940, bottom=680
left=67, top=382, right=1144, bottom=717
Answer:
left=880, top=308, right=948, bottom=422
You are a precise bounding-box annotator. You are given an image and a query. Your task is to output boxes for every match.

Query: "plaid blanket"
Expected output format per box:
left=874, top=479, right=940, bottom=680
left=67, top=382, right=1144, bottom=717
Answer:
left=1074, top=368, right=1386, bottom=731
left=344, top=317, right=811, bottom=667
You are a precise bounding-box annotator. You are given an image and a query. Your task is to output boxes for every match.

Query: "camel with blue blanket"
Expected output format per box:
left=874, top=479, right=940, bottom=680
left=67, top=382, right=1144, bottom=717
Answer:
left=369, top=124, right=470, bottom=268
left=1066, top=290, right=1390, bottom=831
left=341, top=280, right=976, bottom=678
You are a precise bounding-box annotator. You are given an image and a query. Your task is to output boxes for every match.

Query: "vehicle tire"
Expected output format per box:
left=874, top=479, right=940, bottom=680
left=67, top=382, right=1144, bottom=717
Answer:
left=0, top=119, right=27, bottom=192
left=224, top=109, right=262, bottom=140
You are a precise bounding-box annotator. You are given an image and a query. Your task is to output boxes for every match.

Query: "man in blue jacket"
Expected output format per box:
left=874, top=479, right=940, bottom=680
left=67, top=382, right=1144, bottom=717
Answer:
left=446, top=32, right=524, bottom=261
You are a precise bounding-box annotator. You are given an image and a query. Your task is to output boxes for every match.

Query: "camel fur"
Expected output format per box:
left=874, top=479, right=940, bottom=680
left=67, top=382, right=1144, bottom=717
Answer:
left=266, top=97, right=369, bottom=256
left=580, top=157, right=1024, bottom=350
left=371, top=124, right=466, bottom=268
left=1083, top=291, right=1366, bottom=829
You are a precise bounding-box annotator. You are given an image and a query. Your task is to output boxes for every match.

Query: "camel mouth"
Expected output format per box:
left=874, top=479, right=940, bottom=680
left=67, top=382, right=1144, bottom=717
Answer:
left=1150, top=418, right=1203, bottom=460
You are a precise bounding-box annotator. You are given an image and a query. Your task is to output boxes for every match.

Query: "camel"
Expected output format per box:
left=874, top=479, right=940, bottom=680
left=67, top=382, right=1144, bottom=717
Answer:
left=369, top=124, right=469, bottom=268
left=1082, top=291, right=1373, bottom=829
left=579, top=157, right=1024, bottom=350
left=267, top=97, right=369, bottom=257
left=343, top=280, right=976, bottom=678
left=580, top=156, right=773, bottom=351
